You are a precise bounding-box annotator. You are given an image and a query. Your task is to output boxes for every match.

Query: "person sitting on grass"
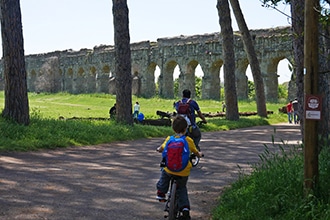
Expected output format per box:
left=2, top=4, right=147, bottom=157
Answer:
left=109, top=103, right=116, bottom=119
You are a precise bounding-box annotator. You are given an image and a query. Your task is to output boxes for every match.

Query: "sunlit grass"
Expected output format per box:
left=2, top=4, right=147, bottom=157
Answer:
left=0, top=92, right=287, bottom=151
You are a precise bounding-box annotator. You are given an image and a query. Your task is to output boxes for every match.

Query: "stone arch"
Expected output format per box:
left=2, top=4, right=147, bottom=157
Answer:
left=90, top=66, right=96, bottom=75
left=102, top=65, right=111, bottom=75
left=277, top=58, right=293, bottom=84
left=67, top=68, right=73, bottom=77
left=261, top=56, right=289, bottom=102
left=78, top=67, right=85, bottom=76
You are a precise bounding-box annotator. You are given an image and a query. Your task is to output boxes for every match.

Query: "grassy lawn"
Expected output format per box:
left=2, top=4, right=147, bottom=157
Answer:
left=0, top=91, right=287, bottom=151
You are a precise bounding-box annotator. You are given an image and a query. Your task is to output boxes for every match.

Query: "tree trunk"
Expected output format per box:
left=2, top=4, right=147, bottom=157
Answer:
left=0, top=0, right=29, bottom=125
left=318, top=22, right=330, bottom=147
left=229, top=0, right=267, bottom=117
left=112, top=0, right=133, bottom=125
left=217, top=0, right=239, bottom=121
left=290, top=0, right=305, bottom=138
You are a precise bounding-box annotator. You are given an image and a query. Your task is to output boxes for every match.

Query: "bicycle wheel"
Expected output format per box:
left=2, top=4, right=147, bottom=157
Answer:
left=168, top=181, right=178, bottom=220
left=190, top=153, right=200, bottom=167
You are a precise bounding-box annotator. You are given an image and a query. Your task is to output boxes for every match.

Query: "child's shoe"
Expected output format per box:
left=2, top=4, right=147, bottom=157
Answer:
left=156, top=190, right=166, bottom=202
left=180, top=208, right=191, bottom=220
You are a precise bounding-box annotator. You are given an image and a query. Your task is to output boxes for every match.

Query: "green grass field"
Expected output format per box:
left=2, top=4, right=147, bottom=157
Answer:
left=0, top=91, right=287, bottom=151
left=1, top=92, right=286, bottom=119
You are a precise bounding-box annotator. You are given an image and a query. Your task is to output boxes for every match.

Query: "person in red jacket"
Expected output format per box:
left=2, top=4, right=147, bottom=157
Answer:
left=286, top=100, right=293, bottom=123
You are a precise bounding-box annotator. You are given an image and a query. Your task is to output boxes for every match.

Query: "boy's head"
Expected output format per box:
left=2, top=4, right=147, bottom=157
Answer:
left=172, top=116, right=188, bottom=134
left=182, top=89, right=191, bottom=98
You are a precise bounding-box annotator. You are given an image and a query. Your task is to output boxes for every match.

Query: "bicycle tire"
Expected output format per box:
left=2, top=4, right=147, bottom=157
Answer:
left=168, top=181, right=178, bottom=220
left=191, top=154, right=200, bottom=167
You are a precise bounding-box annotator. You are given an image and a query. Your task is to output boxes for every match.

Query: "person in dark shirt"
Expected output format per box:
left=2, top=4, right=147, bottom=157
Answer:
left=109, top=103, right=116, bottom=119
left=292, top=98, right=299, bottom=124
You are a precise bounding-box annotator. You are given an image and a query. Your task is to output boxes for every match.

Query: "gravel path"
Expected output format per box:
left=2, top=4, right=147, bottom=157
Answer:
left=0, top=123, right=301, bottom=220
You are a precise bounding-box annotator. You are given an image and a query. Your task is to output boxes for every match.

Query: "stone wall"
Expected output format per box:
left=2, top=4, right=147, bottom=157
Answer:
left=0, top=26, right=293, bottom=101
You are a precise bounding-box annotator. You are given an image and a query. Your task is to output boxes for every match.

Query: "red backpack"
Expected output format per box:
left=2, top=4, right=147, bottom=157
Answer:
left=162, top=135, right=190, bottom=172
left=177, top=99, right=192, bottom=125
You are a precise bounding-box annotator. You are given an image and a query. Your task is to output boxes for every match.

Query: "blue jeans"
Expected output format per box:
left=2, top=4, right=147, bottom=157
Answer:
left=133, top=111, right=139, bottom=118
left=293, top=111, right=299, bottom=124
left=287, top=112, right=293, bottom=123
left=156, top=169, right=190, bottom=210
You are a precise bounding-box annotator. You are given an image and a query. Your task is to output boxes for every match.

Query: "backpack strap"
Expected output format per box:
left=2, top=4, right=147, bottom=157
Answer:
left=184, top=99, right=192, bottom=121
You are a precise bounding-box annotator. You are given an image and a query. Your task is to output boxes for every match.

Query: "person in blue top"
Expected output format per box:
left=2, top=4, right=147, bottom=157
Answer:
left=174, top=89, right=207, bottom=149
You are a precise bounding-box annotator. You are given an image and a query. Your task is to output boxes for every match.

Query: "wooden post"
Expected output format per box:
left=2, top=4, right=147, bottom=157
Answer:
left=303, top=0, right=319, bottom=193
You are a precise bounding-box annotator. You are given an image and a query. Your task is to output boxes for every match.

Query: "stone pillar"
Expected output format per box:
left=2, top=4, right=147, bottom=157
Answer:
left=74, top=67, right=86, bottom=94
left=179, top=63, right=196, bottom=98
left=159, top=61, right=176, bottom=98
left=64, top=68, right=74, bottom=93
left=132, top=75, right=141, bottom=96
left=200, top=62, right=220, bottom=100
left=108, top=76, right=116, bottom=95
left=86, top=68, right=96, bottom=93
left=260, top=59, right=279, bottom=102
left=139, top=64, right=156, bottom=98
left=96, top=69, right=109, bottom=93
left=235, top=59, right=248, bottom=100
left=27, top=70, right=37, bottom=92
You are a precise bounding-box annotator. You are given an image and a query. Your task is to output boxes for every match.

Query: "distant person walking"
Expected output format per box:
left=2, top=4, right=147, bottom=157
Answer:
left=133, top=102, right=140, bottom=119
left=292, top=98, right=299, bottom=124
left=286, top=100, right=293, bottom=124
left=221, top=101, right=226, bottom=112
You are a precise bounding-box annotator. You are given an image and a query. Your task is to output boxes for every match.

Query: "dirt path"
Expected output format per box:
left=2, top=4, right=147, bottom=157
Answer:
left=0, top=123, right=301, bottom=220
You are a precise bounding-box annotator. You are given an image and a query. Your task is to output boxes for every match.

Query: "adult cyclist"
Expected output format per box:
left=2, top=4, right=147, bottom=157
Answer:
left=174, top=89, right=207, bottom=149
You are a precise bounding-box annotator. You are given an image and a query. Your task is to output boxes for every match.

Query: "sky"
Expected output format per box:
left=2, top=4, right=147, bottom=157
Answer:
left=14, top=0, right=292, bottom=83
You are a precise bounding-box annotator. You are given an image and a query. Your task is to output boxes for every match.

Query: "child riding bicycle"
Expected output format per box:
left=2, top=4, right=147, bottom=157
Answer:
left=156, top=115, right=203, bottom=220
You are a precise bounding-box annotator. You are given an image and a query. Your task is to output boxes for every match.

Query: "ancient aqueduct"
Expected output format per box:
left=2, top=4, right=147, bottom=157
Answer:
left=0, top=26, right=293, bottom=101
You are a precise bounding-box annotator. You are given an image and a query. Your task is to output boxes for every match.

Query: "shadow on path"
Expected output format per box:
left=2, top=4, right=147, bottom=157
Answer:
left=0, top=123, right=301, bottom=220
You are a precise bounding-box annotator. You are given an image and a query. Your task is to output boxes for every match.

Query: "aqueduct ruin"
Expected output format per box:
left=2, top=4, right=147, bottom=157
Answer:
left=0, top=26, right=293, bottom=101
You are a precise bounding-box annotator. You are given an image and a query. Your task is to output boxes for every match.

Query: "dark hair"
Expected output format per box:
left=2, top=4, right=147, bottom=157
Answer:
left=182, top=89, right=191, bottom=98
left=172, top=116, right=188, bottom=134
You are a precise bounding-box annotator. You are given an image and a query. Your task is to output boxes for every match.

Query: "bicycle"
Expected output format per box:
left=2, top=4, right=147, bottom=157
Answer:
left=188, top=120, right=206, bottom=167
left=163, top=176, right=180, bottom=220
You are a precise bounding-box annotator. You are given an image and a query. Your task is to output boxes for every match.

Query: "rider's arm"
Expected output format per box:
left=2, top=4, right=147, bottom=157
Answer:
left=197, top=110, right=207, bottom=124
left=192, top=100, right=207, bottom=124
left=156, top=136, right=170, bottom=153
left=187, top=137, right=203, bottom=158
left=156, top=146, right=163, bottom=152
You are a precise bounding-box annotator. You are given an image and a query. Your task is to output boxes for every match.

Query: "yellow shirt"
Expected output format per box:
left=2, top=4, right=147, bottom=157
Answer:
left=160, top=135, right=199, bottom=177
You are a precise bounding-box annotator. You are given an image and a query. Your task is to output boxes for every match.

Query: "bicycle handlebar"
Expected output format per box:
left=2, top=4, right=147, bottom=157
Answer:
left=196, top=121, right=207, bottom=127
